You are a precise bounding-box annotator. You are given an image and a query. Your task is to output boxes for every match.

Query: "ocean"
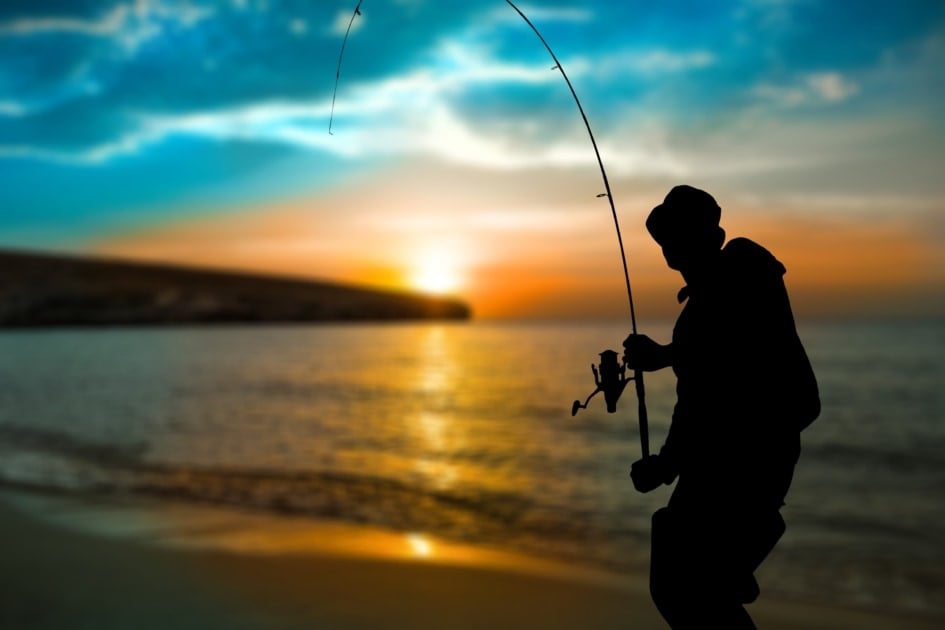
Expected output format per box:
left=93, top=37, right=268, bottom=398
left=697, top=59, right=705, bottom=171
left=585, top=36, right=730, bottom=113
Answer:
left=0, top=320, right=942, bottom=621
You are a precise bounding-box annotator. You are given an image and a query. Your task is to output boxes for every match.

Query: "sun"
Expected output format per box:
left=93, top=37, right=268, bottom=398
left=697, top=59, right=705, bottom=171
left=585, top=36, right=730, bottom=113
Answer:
left=412, top=265, right=460, bottom=294
left=408, top=246, right=464, bottom=295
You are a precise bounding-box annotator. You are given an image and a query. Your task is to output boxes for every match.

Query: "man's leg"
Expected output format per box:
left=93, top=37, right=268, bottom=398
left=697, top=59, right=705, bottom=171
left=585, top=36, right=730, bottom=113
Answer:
left=649, top=508, right=683, bottom=626
left=649, top=507, right=759, bottom=629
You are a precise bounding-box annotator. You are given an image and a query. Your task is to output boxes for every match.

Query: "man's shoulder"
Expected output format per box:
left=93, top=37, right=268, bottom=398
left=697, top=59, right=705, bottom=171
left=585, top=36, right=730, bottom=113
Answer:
left=722, top=237, right=773, bottom=258
left=721, top=237, right=786, bottom=277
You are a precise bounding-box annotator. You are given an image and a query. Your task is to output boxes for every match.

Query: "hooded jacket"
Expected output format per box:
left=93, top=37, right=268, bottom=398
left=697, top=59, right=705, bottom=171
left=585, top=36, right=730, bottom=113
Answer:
left=660, top=238, right=820, bottom=512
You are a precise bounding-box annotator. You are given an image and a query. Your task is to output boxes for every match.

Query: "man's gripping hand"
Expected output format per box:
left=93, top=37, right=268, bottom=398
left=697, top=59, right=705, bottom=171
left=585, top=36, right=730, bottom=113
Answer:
left=630, top=455, right=667, bottom=493
left=622, top=334, right=672, bottom=372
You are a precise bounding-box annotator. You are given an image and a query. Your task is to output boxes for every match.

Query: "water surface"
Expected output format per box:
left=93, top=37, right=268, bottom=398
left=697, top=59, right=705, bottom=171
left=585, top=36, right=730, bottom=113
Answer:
left=0, top=320, right=942, bottom=619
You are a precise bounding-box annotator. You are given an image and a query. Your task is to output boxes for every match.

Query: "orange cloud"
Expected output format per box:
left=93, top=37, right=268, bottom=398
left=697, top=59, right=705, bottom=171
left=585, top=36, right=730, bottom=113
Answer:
left=90, top=172, right=943, bottom=321
left=727, top=214, right=935, bottom=318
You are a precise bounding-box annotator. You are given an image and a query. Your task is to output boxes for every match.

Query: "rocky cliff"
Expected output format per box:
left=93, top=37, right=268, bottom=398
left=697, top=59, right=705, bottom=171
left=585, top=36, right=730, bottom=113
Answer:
left=0, top=250, right=471, bottom=327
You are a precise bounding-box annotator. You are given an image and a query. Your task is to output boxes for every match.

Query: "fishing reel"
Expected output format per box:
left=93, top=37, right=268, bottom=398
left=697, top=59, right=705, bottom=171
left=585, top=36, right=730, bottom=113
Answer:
left=571, top=349, right=633, bottom=416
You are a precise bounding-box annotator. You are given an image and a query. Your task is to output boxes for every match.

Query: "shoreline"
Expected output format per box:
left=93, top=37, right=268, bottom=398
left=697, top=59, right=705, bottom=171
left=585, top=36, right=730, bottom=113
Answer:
left=2, top=490, right=942, bottom=629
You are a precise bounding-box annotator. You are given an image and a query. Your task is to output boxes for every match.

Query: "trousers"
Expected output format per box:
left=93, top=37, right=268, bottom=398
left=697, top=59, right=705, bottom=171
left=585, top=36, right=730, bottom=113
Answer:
left=649, top=506, right=785, bottom=629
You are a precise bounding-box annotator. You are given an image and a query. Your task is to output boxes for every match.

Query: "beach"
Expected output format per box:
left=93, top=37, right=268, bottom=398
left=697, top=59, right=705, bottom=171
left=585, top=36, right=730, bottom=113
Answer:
left=1, top=493, right=940, bottom=630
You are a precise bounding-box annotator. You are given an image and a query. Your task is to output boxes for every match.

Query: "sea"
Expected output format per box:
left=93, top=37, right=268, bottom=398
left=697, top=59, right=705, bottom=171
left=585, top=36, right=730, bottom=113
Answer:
left=0, top=320, right=942, bottom=621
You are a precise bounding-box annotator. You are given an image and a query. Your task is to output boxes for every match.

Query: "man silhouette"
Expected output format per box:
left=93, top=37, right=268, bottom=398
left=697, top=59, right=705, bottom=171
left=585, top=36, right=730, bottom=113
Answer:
left=623, top=185, right=819, bottom=628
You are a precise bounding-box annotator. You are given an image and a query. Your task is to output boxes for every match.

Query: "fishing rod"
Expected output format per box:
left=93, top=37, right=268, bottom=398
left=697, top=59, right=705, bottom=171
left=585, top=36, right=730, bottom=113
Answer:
left=328, top=0, right=362, bottom=135
left=503, top=1, right=649, bottom=457
left=328, top=1, right=649, bottom=458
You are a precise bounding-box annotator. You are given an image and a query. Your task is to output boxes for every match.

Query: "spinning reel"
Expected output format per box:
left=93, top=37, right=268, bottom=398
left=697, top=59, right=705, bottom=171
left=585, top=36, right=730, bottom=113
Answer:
left=571, top=349, right=635, bottom=416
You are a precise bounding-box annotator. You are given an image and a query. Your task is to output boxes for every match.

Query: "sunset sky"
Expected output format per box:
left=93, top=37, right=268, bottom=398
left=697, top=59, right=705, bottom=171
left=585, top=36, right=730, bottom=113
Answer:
left=1, top=0, right=943, bottom=319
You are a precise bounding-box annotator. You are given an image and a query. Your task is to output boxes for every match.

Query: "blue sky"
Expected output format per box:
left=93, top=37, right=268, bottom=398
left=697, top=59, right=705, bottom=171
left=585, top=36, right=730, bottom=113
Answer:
left=1, top=0, right=943, bottom=317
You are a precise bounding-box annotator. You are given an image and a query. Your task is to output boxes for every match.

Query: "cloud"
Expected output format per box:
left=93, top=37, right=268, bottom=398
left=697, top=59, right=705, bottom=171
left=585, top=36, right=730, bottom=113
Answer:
left=491, top=6, right=595, bottom=24
left=0, top=5, right=131, bottom=37
left=330, top=8, right=364, bottom=37
left=1, top=83, right=691, bottom=178
left=0, top=0, right=937, bottom=215
left=592, top=49, right=716, bottom=77
left=89, top=170, right=944, bottom=319
left=805, top=72, right=859, bottom=102
left=0, top=2, right=218, bottom=128
left=0, top=2, right=729, bottom=174
left=0, top=0, right=215, bottom=52
left=288, top=18, right=308, bottom=37
left=752, top=71, right=859, bottom=107
left=4, top=18, right=722, bottom=173
left=0, top=99, right=331, bottom=164
left=0, top=125, right=166, bottom=165
left=0, top=59, right=104, bottom=119
left=736, top=0, right=808, bottom=32
left=0, top=101, right=26, bottom=117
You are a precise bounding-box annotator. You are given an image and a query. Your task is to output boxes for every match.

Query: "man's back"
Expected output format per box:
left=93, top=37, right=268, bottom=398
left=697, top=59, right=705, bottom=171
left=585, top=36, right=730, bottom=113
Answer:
left=665, top=237, right=818, bottom=511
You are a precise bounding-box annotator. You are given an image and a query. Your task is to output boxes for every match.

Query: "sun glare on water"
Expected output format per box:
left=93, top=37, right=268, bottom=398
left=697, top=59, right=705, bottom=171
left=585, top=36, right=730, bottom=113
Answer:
left=407, top=533, right=434, bottom=558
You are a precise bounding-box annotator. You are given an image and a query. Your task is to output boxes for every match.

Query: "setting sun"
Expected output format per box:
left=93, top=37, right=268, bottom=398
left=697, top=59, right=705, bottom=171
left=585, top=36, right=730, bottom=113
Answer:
left=408, top=246, right=465, bottom=295
left=412, top=266, right=459, bottom=294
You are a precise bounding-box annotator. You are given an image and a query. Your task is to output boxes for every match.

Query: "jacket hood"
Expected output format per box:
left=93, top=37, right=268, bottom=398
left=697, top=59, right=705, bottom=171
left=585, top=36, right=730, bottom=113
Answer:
left=722, top=237, right=786, bottom=277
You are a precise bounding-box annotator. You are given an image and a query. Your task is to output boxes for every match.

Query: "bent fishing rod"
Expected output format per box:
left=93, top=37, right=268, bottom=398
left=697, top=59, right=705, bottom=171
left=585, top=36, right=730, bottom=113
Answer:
left=329, top=1, right=650, bottom=458
left=328, top=0, right=362, bottom=135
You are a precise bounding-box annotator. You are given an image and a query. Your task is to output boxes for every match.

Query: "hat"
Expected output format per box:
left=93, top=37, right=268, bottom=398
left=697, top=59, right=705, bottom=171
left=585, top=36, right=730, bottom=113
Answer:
left=646, top=185, right=721, bottom=245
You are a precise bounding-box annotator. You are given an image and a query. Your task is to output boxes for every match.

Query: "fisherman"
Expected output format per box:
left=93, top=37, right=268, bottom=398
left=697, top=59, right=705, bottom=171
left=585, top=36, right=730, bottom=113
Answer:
left=623, top=185, right=819, bottom=629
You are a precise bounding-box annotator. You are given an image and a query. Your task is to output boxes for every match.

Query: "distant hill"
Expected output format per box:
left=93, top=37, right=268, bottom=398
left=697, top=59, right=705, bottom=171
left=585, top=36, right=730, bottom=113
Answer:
left=0, top=250, right=471, bottom=327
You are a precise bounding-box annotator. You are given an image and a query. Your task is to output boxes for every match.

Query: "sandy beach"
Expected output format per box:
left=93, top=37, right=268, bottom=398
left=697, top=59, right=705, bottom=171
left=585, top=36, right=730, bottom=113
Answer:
left=1, top=492, right=940, bottom=630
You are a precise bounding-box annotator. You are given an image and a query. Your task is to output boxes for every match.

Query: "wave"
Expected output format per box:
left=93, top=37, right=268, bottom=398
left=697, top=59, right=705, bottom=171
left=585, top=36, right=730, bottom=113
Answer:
left=0, top=423, right=633, bottom=572
left=802, top=439, right=945, bottom=477
left=0, top=424, right=149, bottom=468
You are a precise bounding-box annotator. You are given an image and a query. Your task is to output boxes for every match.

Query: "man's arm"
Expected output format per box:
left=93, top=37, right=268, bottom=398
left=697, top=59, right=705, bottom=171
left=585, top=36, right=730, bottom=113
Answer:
left=623, top=334, right=678, bottom=493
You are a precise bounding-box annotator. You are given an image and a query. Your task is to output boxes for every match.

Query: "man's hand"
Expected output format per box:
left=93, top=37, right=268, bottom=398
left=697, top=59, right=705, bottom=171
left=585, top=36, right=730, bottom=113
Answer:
left=630, top=455, right=666, bottom=493
left=623, top=334, right=672, bottom=372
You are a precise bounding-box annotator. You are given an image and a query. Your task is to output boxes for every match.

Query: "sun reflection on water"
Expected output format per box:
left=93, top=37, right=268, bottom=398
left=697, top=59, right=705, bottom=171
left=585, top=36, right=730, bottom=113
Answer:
left=410, top=327, right=466, bottom=491
left=413, top=456, right=459, bottom=491
left=418, top=325, right=452, bottom=395
left=406, top=532, right=433, bottom=558
left=417, top=411, right=446, bottom=451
